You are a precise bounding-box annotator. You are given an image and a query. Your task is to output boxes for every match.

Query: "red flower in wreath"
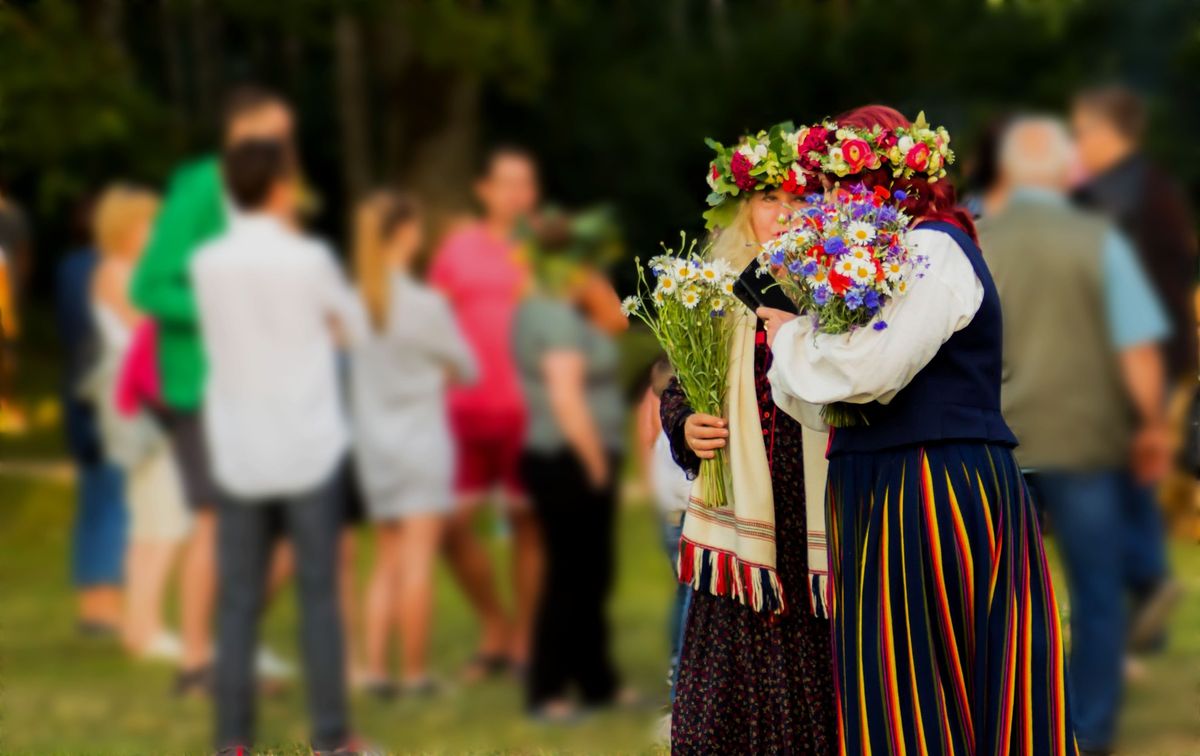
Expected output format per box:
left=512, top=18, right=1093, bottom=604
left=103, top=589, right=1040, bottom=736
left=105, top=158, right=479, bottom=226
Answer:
left=905, top=142, right=931, bottom=172
left=730, top=151, right=757, bottom=191
left=841, top=138, right=873, bottom=173
left=781, top=168, right=806, bottom=194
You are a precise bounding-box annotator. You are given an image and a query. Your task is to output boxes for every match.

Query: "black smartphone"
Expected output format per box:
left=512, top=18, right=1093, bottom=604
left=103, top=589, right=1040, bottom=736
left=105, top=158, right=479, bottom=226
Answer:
left=733, top=260, right=799, bottom=315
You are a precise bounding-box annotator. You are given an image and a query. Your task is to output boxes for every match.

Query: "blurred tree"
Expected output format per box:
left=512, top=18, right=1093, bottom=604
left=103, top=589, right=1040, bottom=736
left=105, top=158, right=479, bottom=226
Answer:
left=0, top=0, right=1197, bottom=288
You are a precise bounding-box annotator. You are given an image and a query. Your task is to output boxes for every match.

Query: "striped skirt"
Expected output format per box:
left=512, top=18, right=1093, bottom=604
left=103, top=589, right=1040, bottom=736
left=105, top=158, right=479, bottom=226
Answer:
left=826, top=442, right=1077, bottom=756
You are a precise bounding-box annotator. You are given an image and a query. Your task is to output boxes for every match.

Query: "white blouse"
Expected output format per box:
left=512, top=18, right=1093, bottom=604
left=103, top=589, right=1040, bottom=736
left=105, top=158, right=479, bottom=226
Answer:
left=767, top=227, right=984, bottom=428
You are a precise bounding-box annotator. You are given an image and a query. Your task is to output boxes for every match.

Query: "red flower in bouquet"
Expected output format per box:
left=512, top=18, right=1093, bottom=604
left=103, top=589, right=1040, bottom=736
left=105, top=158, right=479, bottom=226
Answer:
left=828, top=270, right=852, bottom=295
left=730, top=151, right=757, bottom=190
left=876, top=129, right=898, bottom=150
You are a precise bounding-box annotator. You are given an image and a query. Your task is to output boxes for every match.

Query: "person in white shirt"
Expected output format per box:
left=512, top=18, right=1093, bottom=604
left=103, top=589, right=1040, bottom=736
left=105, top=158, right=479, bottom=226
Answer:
left=191, top=139, right=364, bottom=753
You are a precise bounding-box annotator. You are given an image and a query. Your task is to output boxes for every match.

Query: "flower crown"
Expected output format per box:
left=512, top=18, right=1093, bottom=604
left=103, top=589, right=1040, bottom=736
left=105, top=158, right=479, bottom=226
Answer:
left=806, top=111, right=954, bottom=184
left=703, top=120, right=819, bottom=229
left=702, top=112, right=954, bottom=229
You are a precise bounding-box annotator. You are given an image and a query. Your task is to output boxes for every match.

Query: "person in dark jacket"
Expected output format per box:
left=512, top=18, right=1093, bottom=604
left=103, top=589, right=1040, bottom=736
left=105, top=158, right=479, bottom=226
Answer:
left=56, top=245, right=128, bottom=635
left=1072, top=84, right=1191, bottom=646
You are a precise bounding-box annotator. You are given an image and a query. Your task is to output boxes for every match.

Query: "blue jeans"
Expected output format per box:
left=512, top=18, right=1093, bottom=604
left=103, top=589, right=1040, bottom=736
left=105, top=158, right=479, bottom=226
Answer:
left=1026, top=470, right=1169, bottom=751
left=661, top=515, right=691, bottom=701
left=215, top=472, right=348, bottom=750
left=71, top=462, right=127, bottom=587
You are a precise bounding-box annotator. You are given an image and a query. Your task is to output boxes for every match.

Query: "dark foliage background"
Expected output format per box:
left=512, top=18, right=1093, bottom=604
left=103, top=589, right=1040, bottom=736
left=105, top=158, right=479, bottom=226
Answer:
left=1, top=0, right=1197, bottom=292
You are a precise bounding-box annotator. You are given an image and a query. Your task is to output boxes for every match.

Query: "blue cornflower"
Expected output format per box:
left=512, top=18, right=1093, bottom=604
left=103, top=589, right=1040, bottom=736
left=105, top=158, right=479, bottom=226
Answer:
left=801, top=260, right=819, bottom=276
left=825, top=237, right=846, bottom=255
left=873, top=320, right=889, bottom=331
left=813, top=286, right=831, bottom=306
left=877, top=205, right=898, bottom=224
left=851, top=203, right=871, bottom=219
left=845, top=289, right=864, bottom=311
left=848, top=182, right=868, bottom=195
left=863, top=289, right=881, bottom=310
left=770, top=250, right=786, bottom=266
left=788, top=259, right=805, bottom=274
left=892, top=189, right=908, bottom=201
left=805, top=192, right=824, bottom=204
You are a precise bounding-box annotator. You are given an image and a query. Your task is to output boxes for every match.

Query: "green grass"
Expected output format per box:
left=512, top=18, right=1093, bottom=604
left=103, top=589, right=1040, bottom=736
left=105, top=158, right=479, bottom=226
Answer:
left=0, top=470, right=1198, bottom=754
left=0, top=474, right=673, bottom=754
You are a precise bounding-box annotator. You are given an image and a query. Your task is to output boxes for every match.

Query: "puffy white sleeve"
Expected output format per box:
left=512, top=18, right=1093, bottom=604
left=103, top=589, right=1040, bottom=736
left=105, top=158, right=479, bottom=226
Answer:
left=767, top=228, right=984, bottom=407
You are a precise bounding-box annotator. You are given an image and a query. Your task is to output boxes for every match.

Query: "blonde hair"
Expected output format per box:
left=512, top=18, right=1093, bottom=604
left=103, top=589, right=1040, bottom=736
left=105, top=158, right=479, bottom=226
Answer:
left=707, top=199, right=758, bottom=269
left=353, top=190, right=421, bottom=331
left=92, top=184, right=159, bottom=260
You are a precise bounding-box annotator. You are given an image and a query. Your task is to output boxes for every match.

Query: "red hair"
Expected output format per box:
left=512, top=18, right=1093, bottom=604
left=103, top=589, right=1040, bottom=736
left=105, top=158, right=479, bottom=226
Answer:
left=834, top=105, right=978, bottom=242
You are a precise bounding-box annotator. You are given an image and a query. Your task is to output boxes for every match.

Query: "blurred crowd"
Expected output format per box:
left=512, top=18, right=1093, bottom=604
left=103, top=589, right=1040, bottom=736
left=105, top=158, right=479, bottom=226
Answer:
left=0, top=81, right=1196, bottom=753
left=969, top=86, right=1196, bottom=753
left=26, top=86, right=644, bottom=753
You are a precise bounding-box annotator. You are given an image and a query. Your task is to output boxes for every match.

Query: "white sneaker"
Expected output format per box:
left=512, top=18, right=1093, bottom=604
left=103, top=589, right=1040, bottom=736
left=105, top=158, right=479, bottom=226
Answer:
left=139, top=631, right=183, bottom=662
left=256, top=645, right=296, bottom=680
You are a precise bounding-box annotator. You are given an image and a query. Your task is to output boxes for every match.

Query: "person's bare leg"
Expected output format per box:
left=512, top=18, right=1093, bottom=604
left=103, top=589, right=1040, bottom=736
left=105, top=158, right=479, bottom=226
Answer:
left=79, top=586, right=123, bottom=628
left=338, top=529, right=364, bottom=683
left=396, top=515, right=446, bottom=684
left=507, top=500, right=543, bottom=668
left=442, top=496, right=510, bottom=675
left=180, top=508, right=217, bottom=671
left=122, top=540, right=179, bottom=654
left=364, top=525, right=400, bottom=681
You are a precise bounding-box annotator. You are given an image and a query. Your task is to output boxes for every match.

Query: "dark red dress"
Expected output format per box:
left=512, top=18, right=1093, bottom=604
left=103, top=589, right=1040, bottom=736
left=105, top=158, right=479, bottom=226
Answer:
left=662, top=323, right=837, bottom=754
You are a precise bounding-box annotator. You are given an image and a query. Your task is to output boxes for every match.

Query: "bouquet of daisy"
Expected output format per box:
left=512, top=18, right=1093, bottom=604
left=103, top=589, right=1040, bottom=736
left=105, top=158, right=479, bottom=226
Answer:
left=623, top=234, right=738, bottom=507
left=759, top=184, right=926, bottom=425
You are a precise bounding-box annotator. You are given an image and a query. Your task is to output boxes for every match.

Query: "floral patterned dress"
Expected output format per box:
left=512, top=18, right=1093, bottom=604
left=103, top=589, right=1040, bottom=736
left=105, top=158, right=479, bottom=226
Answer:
left=662, top=322, right=837, bottom=754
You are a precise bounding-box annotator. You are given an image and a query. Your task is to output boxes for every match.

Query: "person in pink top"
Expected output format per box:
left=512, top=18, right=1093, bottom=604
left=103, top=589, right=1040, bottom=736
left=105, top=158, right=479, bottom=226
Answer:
left=428, top=146, right=539, bottom=678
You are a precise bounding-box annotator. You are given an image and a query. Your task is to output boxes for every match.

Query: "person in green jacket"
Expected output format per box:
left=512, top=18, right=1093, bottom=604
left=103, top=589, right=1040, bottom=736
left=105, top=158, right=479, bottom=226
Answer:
left=132, top=85, right=295, bottom=695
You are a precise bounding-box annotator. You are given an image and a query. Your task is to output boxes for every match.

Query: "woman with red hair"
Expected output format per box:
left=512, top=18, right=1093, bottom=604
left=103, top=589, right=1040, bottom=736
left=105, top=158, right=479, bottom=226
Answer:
left=762, top=106, right=1077, bottom=755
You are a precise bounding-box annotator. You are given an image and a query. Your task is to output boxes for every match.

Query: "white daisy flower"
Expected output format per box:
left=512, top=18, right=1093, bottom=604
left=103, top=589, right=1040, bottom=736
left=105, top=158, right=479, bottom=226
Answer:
left=722, top=279, right=736, bottom=296
left=681, top=287, right=701, bottom=309
left=710, top=298, right=727, bottom=315
left=699, top=263, right=720, bottom=282
left=847, top=221, right=876, bottom=244
left=850, top=263, right=875, bottom=285
left=849, top=246, right=873, bottom=264
left=658, top=276, right=678, bottom=294
left=883, top=260, right=904, bottom=282
left=653, top=287, right=666, bottom=306
left=620, top=296, right=639, bottom=317
left=673, top=260, right=698, bottom=281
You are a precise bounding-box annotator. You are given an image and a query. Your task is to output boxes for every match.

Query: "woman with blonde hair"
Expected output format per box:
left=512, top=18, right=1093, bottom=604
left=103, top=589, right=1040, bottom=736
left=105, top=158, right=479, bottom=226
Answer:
left=86, top=183, right=192, bottom=660
left=663, top=124, right=836, bottom=752
left=352, top=190, right=477, bottom=696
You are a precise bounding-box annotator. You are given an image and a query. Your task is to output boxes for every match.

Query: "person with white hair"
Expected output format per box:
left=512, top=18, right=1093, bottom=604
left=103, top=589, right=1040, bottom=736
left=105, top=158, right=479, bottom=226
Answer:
left=978, top=115, right=1171, bottom=756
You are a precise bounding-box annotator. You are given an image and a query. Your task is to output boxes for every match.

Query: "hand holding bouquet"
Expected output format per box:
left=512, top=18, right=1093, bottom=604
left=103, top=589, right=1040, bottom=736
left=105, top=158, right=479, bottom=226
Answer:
left=622, top=234, right=737, bottom=507
left=759, top=184, right=927, bottom=424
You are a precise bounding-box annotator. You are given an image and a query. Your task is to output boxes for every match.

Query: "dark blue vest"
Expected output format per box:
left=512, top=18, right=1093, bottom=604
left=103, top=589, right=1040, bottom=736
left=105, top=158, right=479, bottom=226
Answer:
left=828, top=221, right=1018, bottom=456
